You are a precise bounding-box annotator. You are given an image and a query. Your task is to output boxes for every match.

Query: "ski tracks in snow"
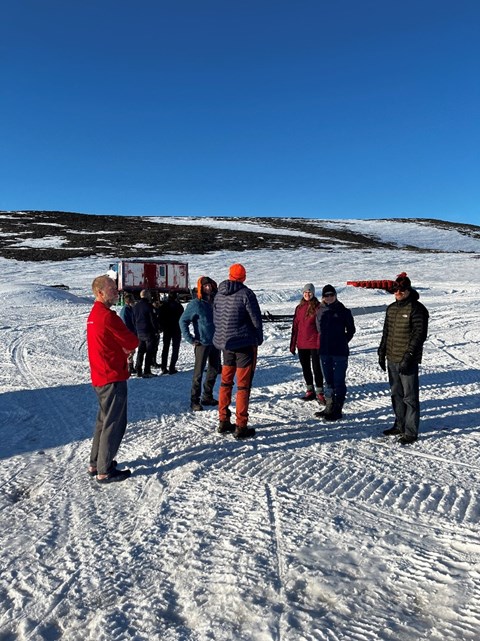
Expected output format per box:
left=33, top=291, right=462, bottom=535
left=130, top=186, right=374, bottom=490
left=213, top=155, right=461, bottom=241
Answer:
left=1, top=263, right=480, bottom=640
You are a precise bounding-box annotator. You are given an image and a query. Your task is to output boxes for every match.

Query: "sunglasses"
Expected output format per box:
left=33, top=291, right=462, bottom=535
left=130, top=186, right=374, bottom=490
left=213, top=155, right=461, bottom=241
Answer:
left=323, top=293, right=335, bottom=298
left=392, top=284, right=408, bottom=293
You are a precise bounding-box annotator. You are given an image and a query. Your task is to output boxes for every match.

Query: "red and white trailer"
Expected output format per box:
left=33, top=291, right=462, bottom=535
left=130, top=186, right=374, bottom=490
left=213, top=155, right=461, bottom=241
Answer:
left=110, top=259, right=191, bottom=301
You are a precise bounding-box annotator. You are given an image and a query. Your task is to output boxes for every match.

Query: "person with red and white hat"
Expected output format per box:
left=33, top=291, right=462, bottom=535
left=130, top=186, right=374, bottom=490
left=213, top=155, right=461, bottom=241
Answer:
left=378, top=273, right=429, bottom=444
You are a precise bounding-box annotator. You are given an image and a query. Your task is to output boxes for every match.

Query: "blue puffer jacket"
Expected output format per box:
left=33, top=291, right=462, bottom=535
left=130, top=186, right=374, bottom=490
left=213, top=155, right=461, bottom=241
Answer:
left=213, top=280, right=264, bottom=351
left=316, top=300, right=355, bottom=356
left=179, top=298, right=215, bottom=345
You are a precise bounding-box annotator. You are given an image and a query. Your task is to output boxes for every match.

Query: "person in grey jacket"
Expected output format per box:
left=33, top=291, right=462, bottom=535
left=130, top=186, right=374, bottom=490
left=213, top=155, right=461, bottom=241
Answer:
left=378, top=273, right=429, bottom=444
left=213, top=263, right=263, bottom=439
left=180, top=276, right=220, bottom=411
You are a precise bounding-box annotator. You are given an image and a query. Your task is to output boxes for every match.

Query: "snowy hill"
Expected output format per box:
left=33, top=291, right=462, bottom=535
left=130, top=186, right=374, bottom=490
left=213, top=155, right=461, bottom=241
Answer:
left=1, top=213, right=480, bottom=641
left=1, top=210, right=480, bottom=260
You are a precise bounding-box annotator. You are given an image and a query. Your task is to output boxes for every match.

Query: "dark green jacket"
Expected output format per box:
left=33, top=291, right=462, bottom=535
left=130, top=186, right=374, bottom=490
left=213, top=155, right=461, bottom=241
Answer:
left=378, top=289, right=429, bottom=363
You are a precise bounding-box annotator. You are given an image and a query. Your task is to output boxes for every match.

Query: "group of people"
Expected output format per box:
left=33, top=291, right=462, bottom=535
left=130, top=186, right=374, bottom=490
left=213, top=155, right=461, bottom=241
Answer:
left=86, top=267, right=429, bottom=484
left=290, top=282, right=356, bottom=422
left=119, top=290, right=183, bottom=378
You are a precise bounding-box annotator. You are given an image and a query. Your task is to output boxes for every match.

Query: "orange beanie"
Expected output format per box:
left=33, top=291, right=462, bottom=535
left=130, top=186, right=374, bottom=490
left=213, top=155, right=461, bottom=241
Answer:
left=228, top=263, right=246, bottom=282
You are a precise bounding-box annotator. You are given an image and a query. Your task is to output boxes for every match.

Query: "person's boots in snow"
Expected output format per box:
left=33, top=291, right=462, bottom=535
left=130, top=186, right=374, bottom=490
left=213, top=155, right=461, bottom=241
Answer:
left=301, top=386, right=316, bottom=401
left=322, top=399, right=342, bottom=422
left=234, top=426, right=256, bottom=439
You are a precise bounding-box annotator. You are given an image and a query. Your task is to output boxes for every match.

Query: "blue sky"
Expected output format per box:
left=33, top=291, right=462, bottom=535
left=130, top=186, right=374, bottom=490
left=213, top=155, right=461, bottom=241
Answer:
left=1, top=1, right=479, bottom=224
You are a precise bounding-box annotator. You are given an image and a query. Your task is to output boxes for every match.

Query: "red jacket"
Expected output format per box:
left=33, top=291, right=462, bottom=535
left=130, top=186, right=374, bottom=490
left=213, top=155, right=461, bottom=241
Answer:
left=87, top=301, right=139, bottom=387
left=290, top=299, right=321, bottom=351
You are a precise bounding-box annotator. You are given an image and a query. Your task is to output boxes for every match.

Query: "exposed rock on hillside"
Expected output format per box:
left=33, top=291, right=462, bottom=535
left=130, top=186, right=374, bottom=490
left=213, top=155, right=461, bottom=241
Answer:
left=0, top=210, right=477, bottom=261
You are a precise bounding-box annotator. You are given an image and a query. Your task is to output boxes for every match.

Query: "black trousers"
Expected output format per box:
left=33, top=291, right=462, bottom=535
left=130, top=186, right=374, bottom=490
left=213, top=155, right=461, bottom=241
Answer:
left=191, top=344, right=221, bottom=403
left=162, top=330, right=181, bottom=370
left=136, top=333, right=156, bottom=374
left=298, top=348, right=324, bottom=389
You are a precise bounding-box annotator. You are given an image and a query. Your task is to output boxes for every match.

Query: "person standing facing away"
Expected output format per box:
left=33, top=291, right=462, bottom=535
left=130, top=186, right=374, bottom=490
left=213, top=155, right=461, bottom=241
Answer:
left=378, top=273, right=429, bottom=444
left=133, top=289, right=157, bottom=378
left=158, top=292, right=184, bottom=374
left=151, top=299, right=163, bottom=368
left=290, top=283, right=325, bottom=404
left=213, top=263, right=263, bottom=439
left=315, top=284, right=356, bottom=422
left=86, top=276, right=139, bottom=484
left=119, top=292, right=136, bottom=375
left=180, top=276, right=221, bottom=412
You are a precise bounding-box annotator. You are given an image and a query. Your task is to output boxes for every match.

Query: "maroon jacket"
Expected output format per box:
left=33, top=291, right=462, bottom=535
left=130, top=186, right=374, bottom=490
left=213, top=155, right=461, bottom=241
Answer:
left=290, top=299, right=321, bottom=351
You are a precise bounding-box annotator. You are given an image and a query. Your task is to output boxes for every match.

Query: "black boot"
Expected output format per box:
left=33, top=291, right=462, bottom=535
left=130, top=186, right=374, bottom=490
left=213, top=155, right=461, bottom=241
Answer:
left=322, top=407, right=342, bottom=421
left=383, top=426, right=403, bottom=436
left=218, top=419, right=235, bottom=433
left=234, top=426, right=256, bottom=439
left=322, top=398, right=342, bottom=422
left=320, top=396, right=334, bottom=416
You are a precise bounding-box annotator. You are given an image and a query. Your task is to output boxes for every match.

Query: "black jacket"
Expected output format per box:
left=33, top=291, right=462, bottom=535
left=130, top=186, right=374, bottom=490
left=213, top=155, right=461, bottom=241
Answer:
left=378, top=289, right=429, bottom=363
left=158, top=298, right=184, bottom=336
left=133, top=299, right=156, bottom=338
left=315, top=300, right=355, bottom=357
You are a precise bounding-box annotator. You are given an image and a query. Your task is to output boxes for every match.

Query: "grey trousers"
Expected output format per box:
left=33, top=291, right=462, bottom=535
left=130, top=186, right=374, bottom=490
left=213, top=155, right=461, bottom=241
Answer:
left=387, top=361, right=420, bottom=438
left=90, top=381, right=128, bottom=475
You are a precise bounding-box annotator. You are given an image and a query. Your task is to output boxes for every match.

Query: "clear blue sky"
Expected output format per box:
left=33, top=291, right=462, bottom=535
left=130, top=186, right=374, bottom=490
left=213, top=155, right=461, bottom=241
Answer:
left=1, top=1, right=479, bottom=224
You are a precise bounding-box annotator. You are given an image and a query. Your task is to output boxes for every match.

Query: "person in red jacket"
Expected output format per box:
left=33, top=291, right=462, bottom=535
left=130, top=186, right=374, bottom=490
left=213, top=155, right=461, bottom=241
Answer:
left=290, top=283, right=325, bottom=403
left=86, top=275, right=139, bottom=484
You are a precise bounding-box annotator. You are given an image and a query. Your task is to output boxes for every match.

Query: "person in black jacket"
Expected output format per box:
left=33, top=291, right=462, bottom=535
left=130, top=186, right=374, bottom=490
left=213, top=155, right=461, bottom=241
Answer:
left=378, top=273, right=429, bottom=444
left=158, top=292, right=184, bottom=374
left=133, top=290, right=157, bottom=378
left=315, top=284, right=356, bottom=421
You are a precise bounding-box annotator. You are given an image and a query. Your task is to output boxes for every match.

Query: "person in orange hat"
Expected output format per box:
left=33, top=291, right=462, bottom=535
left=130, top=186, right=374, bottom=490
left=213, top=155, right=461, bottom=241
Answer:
left=213, top=264, right=263, bottom=439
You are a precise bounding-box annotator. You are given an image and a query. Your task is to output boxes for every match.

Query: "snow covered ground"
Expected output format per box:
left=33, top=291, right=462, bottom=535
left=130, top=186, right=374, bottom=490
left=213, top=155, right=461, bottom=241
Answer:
left=1, top=218, right=480, bottom=641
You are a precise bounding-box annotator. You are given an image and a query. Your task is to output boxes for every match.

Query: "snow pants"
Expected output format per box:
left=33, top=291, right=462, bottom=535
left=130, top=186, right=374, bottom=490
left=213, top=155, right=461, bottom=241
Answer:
left=219, top=346, right=257, bottom=428
left=90, top=381, right=128, bottom=475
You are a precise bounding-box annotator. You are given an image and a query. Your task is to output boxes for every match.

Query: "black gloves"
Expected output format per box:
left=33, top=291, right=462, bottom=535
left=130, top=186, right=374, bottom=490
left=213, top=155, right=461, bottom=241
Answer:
left=399, top=353, right=414, bottom=375
left=378, top=352, right=386, bottom=372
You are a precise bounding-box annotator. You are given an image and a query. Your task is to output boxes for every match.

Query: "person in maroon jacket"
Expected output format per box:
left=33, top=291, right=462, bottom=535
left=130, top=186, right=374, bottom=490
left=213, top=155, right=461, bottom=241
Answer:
left=290, top=283, right=325, bottom=403
left=87, top=275, right=139, bottom=484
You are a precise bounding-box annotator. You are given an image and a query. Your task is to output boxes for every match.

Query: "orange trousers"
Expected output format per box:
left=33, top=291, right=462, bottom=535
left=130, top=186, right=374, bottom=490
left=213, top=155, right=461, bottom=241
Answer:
left=219, top=347, right=258, bottom=428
